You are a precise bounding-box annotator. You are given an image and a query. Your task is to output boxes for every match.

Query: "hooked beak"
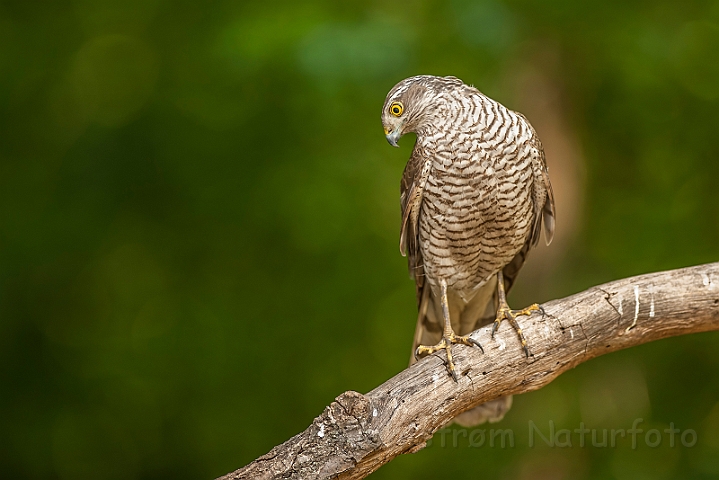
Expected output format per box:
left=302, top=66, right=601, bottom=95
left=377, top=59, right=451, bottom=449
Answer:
left=384, top=126, right=401, bottom=148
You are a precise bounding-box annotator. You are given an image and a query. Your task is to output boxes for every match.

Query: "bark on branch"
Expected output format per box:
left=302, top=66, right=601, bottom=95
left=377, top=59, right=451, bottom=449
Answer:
left=219, top=262, right=719, bottom=480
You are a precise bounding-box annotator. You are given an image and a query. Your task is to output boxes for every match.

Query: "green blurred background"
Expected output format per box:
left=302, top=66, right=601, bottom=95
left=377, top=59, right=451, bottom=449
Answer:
left=1, top=0, right=719, bottom=478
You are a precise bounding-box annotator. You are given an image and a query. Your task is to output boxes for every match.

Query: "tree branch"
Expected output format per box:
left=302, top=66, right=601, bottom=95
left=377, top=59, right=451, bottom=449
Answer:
left=219, top=262, right=719, bottom=480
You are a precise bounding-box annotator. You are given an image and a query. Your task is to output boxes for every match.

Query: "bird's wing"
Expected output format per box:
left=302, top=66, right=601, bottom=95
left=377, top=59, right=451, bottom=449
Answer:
left=400, top=146, right=431, bottom=305
left=400, top=146, right=439, bottom=365
left=533, top=137, right=555, bottom=247
left=522, top=115, right=555, bottom=248
left=540, top=157, right=556, bottom=246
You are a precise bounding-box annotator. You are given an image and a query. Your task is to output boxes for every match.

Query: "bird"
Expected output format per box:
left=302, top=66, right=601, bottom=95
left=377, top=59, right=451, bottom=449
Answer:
left=381, top=75, right=555, bottom=425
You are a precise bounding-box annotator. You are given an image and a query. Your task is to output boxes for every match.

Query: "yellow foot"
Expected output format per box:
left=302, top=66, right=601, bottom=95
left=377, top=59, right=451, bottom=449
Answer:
left=415, top=334, right=484, bottom=382
left=491, top=303, right=542, bottom=357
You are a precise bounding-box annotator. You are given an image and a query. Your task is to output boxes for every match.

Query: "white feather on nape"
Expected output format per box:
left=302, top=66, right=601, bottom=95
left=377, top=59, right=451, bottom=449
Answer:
left=390, top=83, right=411, bottom=100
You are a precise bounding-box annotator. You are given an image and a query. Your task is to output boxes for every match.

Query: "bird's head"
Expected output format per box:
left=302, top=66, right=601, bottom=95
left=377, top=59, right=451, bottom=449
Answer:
left=381, top=75, right=459, bottom=147
left=381, top=76, right=433, bottom=147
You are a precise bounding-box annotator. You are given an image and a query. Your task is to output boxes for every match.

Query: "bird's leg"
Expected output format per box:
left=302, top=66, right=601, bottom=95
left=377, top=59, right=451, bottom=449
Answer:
left=491, top=270, right=542, bottom=357
left=415, top=279, right=484, bottom=382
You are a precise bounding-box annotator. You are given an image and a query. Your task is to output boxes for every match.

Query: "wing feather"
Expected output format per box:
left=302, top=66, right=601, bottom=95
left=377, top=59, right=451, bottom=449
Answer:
left=400, top=146, right=432, bottom=304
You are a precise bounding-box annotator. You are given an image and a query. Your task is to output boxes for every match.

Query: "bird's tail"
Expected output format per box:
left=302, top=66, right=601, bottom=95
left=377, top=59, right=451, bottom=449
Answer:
left=409, top=275, right=513, bottom=426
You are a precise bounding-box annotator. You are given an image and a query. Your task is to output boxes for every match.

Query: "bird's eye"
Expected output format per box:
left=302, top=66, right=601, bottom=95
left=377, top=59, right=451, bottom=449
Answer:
left=389, top=101, right=404, bottom=117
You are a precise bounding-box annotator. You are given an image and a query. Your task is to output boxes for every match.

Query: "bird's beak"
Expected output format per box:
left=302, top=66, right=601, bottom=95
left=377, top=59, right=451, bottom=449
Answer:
left=384, top=126, right=401, bottom=148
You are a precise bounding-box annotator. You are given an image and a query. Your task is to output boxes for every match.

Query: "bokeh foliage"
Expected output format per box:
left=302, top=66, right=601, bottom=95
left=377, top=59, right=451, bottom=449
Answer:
left=1, top=0, right=718, bottom=479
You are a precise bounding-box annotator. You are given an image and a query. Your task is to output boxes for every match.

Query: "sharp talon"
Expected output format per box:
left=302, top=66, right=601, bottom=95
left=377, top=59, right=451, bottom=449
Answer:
left=450, top=368, right=459, bottom=382
left=523, top=345, right=530, bottom=357
left=468, top=337, right=484, bottom=353
left=414, top=347, right=421, bottom=360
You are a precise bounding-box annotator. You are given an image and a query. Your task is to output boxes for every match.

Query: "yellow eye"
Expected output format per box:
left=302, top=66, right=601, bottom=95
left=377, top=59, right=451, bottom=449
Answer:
left=389, top=101, right=404, bottom=117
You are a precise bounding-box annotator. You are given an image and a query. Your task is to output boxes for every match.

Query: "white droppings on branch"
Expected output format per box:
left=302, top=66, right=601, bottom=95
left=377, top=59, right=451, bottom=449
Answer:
left=626, top=285, right=640, bottom=333
left=649, top=286, right=655, bottom=318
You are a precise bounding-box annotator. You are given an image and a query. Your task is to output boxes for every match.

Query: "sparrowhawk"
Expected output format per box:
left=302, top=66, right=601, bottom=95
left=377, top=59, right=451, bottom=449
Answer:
left=382, top=75, right=555, bottom=425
